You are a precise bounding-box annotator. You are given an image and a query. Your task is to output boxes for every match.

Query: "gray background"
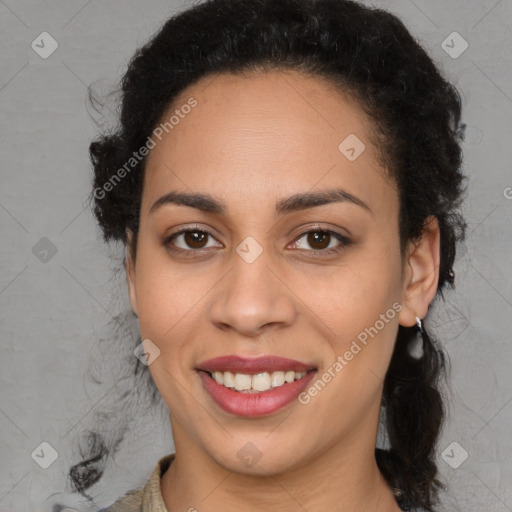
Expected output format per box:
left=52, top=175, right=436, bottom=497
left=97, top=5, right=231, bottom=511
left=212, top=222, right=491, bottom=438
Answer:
left=0, top=0, right=511, bottom=511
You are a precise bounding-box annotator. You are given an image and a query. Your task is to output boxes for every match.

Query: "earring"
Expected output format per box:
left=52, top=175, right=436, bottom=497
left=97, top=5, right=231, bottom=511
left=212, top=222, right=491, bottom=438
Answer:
left=415, top=315, right=424, bottom=334
left=408, top=316, right=425, bottom=359
left=447, top=268, right=455, bottom=288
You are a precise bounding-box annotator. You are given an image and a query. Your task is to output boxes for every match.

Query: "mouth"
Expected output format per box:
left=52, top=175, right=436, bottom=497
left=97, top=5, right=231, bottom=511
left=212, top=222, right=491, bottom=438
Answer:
left=196, top=355, right=318, bottom=417
left=202, top=368, right=315, bottom=393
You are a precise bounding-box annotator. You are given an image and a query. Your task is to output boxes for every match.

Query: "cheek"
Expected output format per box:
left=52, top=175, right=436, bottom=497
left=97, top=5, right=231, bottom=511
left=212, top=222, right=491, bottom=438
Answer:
left=134, top=260, right=204, bottom=412
left=295, top=255, right=401, bottom=340
left=295, top=256, right=402, bottom=400
left=301, top=275, right=401, bottom=436
left=133, top=250, right=195, bottom=351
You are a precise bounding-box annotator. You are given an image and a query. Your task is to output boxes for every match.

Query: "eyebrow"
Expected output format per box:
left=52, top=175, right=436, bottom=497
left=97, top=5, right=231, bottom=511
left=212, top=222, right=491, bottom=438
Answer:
left=149, top=188, right=372, bottom=216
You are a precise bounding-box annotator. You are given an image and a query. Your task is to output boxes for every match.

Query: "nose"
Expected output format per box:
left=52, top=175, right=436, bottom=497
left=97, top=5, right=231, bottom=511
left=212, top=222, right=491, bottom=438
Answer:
left=208, top=252, right=297, bottom=337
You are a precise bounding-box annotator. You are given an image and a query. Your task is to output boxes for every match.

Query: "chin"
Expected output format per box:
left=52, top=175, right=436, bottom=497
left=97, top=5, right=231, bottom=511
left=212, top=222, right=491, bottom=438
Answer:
left=204, top=437, right=309, bottom=476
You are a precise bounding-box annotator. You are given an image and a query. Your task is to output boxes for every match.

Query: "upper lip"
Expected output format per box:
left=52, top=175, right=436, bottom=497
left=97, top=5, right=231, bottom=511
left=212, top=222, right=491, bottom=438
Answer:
left=196, top=355, right=316, bottom=374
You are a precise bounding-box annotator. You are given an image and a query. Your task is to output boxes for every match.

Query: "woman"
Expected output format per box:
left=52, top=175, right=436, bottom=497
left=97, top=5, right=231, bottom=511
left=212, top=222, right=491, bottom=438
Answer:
left=70, top=0, right=467, bottom=510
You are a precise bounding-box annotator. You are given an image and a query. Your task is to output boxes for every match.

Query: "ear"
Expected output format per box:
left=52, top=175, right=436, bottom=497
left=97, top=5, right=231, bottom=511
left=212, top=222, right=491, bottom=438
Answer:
left=125, top=228, right=138, bottom=316
left=398, top=215, right=441, bottom=328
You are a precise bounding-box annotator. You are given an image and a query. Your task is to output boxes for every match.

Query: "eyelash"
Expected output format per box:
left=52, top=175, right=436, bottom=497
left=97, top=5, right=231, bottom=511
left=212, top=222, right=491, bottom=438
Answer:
left=163, top=226, right=352, bottom=258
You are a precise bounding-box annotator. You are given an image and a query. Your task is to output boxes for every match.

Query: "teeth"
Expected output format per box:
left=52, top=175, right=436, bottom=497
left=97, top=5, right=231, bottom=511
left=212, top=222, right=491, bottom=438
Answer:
left=209, top=370, right=308, bottom=393
left=252, top=372, right=271, bottom=391
left=234, top=373, right=252, bottom=391
left=213, top=371, right=224, bottom=385
left=271, top=371, right=285, bottom=387
left=222, top=371, right=234, bottom=387
left=284, top=371, right=295, bottom=383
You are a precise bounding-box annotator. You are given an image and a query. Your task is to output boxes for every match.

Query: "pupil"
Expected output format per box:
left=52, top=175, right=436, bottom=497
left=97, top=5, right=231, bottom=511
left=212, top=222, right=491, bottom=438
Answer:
left=185, top=231, right=206, bottom=248
left=308, top=231, right=329, bottom=250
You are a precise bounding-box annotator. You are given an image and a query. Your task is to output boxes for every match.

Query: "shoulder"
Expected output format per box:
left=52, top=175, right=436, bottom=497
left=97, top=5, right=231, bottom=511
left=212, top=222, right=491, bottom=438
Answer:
left=98, top=453, right=175, bottom=512
left=97, top=488, right=143, bottom=512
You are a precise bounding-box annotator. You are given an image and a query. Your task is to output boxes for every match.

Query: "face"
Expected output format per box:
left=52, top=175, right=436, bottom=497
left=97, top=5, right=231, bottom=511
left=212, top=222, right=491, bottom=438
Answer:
left=125, top=69, right=438, bottom=476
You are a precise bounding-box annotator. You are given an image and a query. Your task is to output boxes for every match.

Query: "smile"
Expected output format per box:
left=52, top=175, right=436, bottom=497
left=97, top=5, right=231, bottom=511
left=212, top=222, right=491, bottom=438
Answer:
left=196, top=355, right=318, bottom=417
left=209, top=370, right=309, bottom=392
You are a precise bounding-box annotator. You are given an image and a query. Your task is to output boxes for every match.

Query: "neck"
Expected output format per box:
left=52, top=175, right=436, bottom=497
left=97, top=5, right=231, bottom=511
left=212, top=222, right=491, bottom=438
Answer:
left=161, top=417, right=401, bottom=512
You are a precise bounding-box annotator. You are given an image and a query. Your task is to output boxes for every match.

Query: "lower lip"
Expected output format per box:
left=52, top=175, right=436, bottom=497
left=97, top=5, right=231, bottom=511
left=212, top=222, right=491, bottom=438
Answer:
left=198, top=370, right=317, bottom=418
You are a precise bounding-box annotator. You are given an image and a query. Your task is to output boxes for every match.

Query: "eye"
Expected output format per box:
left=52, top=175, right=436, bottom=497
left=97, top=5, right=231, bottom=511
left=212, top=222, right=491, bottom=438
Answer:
left=164, top=228, right=222, bottom=253
left=163, top=226, right=351, bottom=258
left=290, top=229, right=351, bottom=255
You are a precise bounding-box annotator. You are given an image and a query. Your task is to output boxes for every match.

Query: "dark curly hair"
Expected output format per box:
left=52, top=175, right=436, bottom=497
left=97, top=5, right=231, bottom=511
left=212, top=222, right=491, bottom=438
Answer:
left=68, top=1, right=468, bottom=510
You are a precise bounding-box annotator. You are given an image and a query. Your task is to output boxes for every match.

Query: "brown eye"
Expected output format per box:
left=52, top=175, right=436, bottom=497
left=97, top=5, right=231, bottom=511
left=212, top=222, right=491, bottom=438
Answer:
left=165, top=229, right=221, bottom=252
left=183, top=230, right=208, bottom=248
left=307, top=231, right=331, bottom=250
left=292, top=229, right=351, bottom=255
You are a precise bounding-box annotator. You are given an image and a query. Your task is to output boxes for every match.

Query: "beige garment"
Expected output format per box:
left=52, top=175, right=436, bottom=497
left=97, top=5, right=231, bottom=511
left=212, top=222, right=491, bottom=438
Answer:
left=100, top=453, right=175, bottom=512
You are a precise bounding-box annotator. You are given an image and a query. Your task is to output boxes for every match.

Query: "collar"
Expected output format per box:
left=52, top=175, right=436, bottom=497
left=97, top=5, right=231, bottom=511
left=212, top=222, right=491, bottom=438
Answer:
left=141, top=452, right=175, bottom=511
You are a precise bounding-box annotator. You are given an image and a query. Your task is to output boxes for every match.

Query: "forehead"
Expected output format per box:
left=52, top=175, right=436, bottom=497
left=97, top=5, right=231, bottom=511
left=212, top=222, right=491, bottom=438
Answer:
left=142, top=69, right=396, bottom=217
